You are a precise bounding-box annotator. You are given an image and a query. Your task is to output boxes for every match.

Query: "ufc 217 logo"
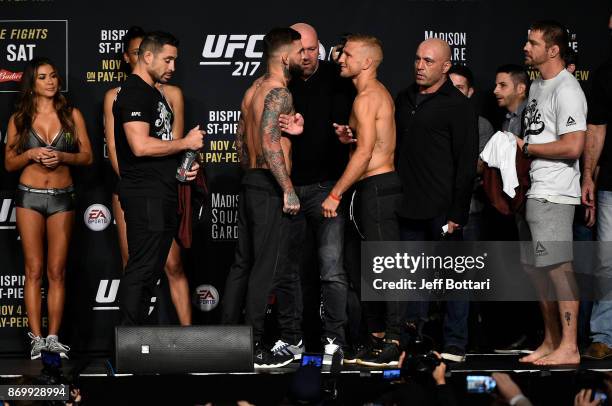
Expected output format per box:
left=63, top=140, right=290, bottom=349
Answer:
left=200, top=34, right=263, bottom=76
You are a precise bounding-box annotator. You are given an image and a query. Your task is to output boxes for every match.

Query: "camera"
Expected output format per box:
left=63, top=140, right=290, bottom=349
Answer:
left=401, top=351, right=442, bottom=377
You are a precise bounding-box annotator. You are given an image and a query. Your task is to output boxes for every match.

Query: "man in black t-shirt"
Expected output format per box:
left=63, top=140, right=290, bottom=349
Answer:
left=114, top=31, right=204, bottom=325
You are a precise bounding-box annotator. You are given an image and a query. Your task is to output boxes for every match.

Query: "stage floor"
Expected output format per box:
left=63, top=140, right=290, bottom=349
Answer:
left=2, top=354, right=611, bottom=405
left=2, top=353, right=612, bottom=377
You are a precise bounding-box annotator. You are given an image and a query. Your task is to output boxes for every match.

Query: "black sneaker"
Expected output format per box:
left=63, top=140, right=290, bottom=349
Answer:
left=357, top=340, right=401, bottom=367
left=440, top=345, right=466, bottom=363
left=254, top=346, right=293, bottom=369
left=345, top=335, right=384, bottom=364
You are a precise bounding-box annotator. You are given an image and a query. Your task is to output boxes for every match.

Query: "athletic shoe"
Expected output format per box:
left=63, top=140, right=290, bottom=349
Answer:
left=583, top=342, right=612, bottom=360
left=29, top=332, right=46, bottom=360
left=440, top=345, right=466, bottom=363
left=271, top=339, right=305, bottom=360
left=45, top=335, right=70, bottom=359
left=357, top=340, right=401, bottom=367
left=323, top=338, right=344, bottom=366
left=344, top=335, right=384, bottom=364
left=254, top=346, right=294, bottom=369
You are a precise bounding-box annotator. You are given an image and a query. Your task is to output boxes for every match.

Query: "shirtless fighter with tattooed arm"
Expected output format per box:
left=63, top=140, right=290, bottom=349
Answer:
left=221, top=27, right=305, bottom=368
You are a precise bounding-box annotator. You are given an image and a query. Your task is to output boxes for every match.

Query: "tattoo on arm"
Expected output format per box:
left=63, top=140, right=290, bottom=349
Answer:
left=255, top=155, right=266, bottom=168
left=261, top=87, right=294, bottom=191
left=565, top=312, right=571, bottom=326
left=235, top=116, right=249, bottom=168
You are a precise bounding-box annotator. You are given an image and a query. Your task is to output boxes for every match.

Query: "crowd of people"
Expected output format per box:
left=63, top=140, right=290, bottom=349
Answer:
left=4, top=15, right=612, bottom=382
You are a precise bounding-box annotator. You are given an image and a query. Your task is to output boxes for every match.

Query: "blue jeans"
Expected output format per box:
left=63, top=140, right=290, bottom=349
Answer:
left=276, top=181, right=348, bottom=345
left=591, top=191, right=612, bottom=346
left=400, top=215, right=469, bottom=350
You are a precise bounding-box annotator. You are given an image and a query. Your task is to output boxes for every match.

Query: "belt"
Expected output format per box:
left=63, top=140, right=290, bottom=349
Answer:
left=17, top=184, right=75, bottom=195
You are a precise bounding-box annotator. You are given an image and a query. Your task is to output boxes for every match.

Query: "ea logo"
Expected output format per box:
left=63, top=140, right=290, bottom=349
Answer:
left=193, top=284, right=219, bottom=312
left=84, top=204, right=111, bottom=231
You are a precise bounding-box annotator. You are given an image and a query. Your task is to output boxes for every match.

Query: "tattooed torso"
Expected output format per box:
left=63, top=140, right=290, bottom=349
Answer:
left=244, top=79, right=294, bottom=186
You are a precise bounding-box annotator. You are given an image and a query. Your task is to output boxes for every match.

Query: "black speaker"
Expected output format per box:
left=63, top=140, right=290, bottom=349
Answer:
left=114, top=325, right=253, bottom=373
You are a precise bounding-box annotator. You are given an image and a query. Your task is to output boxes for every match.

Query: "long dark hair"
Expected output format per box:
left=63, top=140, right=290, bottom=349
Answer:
left=11, top=57, right=75, bottom=153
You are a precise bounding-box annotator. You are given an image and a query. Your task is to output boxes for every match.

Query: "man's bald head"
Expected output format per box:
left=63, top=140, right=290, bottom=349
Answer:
left=290, top=22, right=319, bottom=77
left=414, top=38, right=452, bottom=92
left=418, top=38, right=451, bottom=62
left=290, top=23, right=318, bottom=42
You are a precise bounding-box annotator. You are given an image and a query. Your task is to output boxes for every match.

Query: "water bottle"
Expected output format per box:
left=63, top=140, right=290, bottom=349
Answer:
left=176, top=149, right=198, bottom=182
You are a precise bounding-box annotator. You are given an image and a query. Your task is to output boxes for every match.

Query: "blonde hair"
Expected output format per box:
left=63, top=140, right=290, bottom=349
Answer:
left=346, top=33, right=383, bottom=63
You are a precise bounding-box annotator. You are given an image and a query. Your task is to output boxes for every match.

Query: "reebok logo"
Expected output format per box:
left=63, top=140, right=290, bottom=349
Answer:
left=131, top=111, right=141, bottom=117
left=566, top=116, right=576, bottom=126
left=535, top=241, right=548, bottom=256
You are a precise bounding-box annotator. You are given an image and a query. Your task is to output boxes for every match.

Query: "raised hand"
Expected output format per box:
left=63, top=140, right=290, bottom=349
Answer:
left=279, top=113, right=304, bottom=136
left=333, top=123, right=356, bottom=144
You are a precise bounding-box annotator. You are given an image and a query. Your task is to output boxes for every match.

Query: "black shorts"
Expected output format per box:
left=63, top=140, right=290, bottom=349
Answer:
left=15, top=184, right=75, bottom=217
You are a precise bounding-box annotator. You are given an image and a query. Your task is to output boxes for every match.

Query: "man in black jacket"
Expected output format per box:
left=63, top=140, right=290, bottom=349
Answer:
left=395, top=38, right=478, bottom=362
left=273, top=23, right=354, bottom=363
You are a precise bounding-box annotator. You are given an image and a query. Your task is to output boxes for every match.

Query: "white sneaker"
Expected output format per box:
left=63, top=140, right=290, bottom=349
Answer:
left=271, top=339, right=305, bottom=360
left=46, top=335, right=70, bottom=359
left=323, top=337, right=343, bottom=366
left=28, top=332, right=46, bottom=360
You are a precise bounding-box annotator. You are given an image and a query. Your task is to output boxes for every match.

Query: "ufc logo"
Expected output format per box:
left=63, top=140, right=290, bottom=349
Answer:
left=0, top=198, right=16, bottom=230
left=201, top=34, right=264, bottom=59
left=95, top=279, right=120, bottom=303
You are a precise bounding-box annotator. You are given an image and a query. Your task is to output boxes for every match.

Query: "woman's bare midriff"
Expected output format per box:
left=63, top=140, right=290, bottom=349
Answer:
left=19, top=164, right=73, bottom=189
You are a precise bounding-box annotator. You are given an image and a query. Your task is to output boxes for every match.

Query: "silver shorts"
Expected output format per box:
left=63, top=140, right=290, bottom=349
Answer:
left=517, top=198, right=575, bottom=268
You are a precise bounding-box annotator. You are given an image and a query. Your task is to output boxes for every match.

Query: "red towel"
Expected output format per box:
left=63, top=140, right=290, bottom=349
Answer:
left=483, top=145, right=532, bottom=216
left=177, top=182, right=192, bottom=248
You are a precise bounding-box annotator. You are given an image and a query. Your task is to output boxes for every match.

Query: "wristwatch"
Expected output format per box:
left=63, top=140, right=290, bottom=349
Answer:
left=522, top=142, right=530, bottom=157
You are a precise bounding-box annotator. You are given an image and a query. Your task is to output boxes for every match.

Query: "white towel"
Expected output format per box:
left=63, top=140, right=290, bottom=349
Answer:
left=480, top=131, right=519, bottom=198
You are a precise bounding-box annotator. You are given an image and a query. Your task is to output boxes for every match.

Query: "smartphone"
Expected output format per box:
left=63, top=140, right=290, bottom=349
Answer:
left=383, top=369, right=401, bottom=380
left=466, top=375, right=497, bottom=394
left=301, top=353, right=323, bottom=368
left=594, top=390, right=608, bottom=404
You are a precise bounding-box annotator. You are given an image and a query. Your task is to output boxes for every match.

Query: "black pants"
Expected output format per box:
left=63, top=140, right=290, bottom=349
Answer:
left=399, top=215, right=469, bottom=350
left=353, top=172, right=405, bottom=341
left=221, top=170, right=297, bottom=343
left=119, top=196, right=177, bottom=325
left=280, top=180, right=348, bottom=346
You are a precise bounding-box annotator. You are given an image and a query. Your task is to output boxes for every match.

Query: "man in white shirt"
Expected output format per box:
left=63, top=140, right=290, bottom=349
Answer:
left=514, top=20, right=586, bottom=366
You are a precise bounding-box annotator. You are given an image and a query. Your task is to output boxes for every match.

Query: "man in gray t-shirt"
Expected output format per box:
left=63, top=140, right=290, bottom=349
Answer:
left=514, top=20, right=586, bottom=367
